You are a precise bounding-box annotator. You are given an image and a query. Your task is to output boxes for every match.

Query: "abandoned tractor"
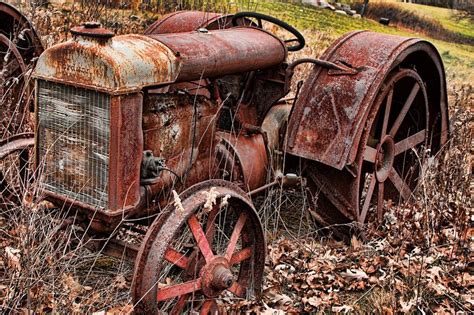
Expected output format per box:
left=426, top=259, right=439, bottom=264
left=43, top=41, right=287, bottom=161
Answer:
left=0, top=4, right=448, bottom=313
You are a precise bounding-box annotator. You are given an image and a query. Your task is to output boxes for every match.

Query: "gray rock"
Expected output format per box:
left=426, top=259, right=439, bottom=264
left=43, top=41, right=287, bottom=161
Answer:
left=343, top=8, right=354, bottom=15
left=352, top=13, right=362, bottom=18
left=302, top=0, right=318, bottom=5
left=318, top=0, right=330, bottom=8
left=335, top=9, right=348, bottom=15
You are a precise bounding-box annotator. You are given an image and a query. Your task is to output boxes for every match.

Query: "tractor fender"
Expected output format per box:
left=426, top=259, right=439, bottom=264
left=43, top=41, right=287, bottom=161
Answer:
left=286, top=30, right=448, bottom=170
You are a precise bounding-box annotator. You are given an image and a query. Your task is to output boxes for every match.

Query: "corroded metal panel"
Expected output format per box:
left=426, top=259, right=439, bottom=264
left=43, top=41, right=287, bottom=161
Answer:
left=33, top=34, right=180, bottom=94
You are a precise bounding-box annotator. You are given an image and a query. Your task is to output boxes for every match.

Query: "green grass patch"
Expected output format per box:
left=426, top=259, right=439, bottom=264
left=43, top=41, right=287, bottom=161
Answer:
left=233, top=1, right=473, bottom=82
left=382, top=1, right=473, bottom=40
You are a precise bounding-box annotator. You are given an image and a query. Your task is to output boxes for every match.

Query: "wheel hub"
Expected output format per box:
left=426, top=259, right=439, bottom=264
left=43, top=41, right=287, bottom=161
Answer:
left=374, top=135, right=395, bottom=182
left=200, top=256, right=234, bottom=297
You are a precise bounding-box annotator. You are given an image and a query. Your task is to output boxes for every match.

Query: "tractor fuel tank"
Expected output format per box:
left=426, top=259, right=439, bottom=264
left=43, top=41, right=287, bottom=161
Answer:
left=147, top=27, right=287, bottom=82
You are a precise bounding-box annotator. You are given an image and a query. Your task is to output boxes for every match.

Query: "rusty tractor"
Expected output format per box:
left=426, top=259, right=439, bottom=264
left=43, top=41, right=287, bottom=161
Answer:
left=0, top=3, right=449, bottom=313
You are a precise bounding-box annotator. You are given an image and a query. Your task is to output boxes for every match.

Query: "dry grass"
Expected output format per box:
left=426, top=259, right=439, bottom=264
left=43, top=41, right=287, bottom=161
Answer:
left=1, top=1, right=473, bottom=313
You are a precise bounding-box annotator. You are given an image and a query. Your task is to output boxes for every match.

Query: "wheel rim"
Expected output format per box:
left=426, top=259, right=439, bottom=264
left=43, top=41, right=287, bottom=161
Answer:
left=0, top=3, right=43, bottom=139
left=0, top=33, right=30, bottom=139
left=358, top=69, right=429, bottom=223
left=0, top=133, right=34, bottom=209
left=133, top=181, right=265, bottom=314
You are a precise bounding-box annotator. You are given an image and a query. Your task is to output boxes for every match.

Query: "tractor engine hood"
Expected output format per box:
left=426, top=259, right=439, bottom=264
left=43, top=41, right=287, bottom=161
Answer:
left=33, top=23, right=287, bottom=94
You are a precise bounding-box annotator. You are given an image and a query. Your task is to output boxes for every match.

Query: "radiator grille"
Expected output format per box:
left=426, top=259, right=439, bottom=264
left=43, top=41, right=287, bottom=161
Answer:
left=37, top=80, right=110, bottom=209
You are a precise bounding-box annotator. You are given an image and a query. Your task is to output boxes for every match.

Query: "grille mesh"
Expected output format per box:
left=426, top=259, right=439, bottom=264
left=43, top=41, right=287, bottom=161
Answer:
left=37, top=80, right=110, bottom=209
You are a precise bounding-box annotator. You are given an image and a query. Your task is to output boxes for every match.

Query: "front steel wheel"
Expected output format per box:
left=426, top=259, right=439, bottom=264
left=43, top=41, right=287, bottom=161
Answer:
left=132, top=180, right=265, bottom=314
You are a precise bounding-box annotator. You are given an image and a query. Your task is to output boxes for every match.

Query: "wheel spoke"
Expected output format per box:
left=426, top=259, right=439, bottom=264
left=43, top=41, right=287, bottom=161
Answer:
left=157, top=279, right=202, bottom=302
left=228, top=282, right=246, bottom=298
left=200, top=300, right=217, bottom=315
left=2, top=60, right=22, bottom=79
left=388, top=167, right=412, bottom=200
left=225, top=212, right=247, bottom=260
left=363, top=145, right=377, bottom=163
left=359, top=173, right=376, bottom=223
left=205, top=204, right=220, bottom=240
left=381, top=88, right=393, bottom=137
left=188, top=215, right=214, bottom=263
left=389, top=82, right=420, bottom=137
left=230, top=247, right=252, bottom=265
left=376, top=182, right=384, bottom=222
left=394, top=129, right=426, bottom=156
left=164, top=247, right=190, bottom=269
left=170, top=294, right=189, bottom=315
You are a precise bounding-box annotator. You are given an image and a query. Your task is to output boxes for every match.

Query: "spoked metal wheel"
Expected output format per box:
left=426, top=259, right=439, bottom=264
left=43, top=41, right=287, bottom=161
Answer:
left=132, top=180, right=265, bottom=314
left=358, top=68, right=429, bottom=223
left=0, top=2, right=43, bottom=139
left=0, top=133, right=34, bottom=209
left=301, top=68, right=441, bottom=230
left=0, top=32, right=29, bottom=138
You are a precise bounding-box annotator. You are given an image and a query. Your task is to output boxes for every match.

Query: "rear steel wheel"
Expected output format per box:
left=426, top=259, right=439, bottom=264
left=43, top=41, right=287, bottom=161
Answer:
left=132, top=180, right=265, bottom=314
left=358, top=69, right=429, bottom=223
left=302, top=68, right=440, bottom=228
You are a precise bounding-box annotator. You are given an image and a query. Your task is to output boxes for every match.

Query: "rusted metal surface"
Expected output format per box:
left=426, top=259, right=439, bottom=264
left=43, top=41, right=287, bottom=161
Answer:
left=132, top=179, right=265, bottom=314
left=108, top=93, right=143, bottom=211
left=70, top=22, right=115, bottom=39
left=145, top=11, right=233, bottom=34
left=34, top=26, right=286, bottom=94
left=0, top=133, right=34, bottom=160
left=33, top=33, right=180, bottom=94
left=0, top=133, right=33, bottom=208
left=141, top=92, right=219, bottom=199
left=216, top=132, right=268, bottom=191
left=287, top=31, right=448, bottom=170
left=261, top=103, right=292, bottom=152
left=142, top=93, right=217, bottom=167
left=149, top=27, right=287, bottom=82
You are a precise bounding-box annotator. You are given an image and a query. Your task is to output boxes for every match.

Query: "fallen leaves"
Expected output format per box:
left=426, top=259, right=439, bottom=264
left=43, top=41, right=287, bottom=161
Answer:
left=341, top=269, right=369, bottom=281
left=4, top=247, right=21, bottom=271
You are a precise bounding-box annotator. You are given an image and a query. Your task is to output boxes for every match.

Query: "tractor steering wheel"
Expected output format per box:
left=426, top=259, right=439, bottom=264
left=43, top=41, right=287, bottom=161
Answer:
left=232, top=12, right=305, bottom=52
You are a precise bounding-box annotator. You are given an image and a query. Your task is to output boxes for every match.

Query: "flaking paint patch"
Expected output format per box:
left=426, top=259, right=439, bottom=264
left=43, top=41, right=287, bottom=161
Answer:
left=33, top=34, right=180, bottom=93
